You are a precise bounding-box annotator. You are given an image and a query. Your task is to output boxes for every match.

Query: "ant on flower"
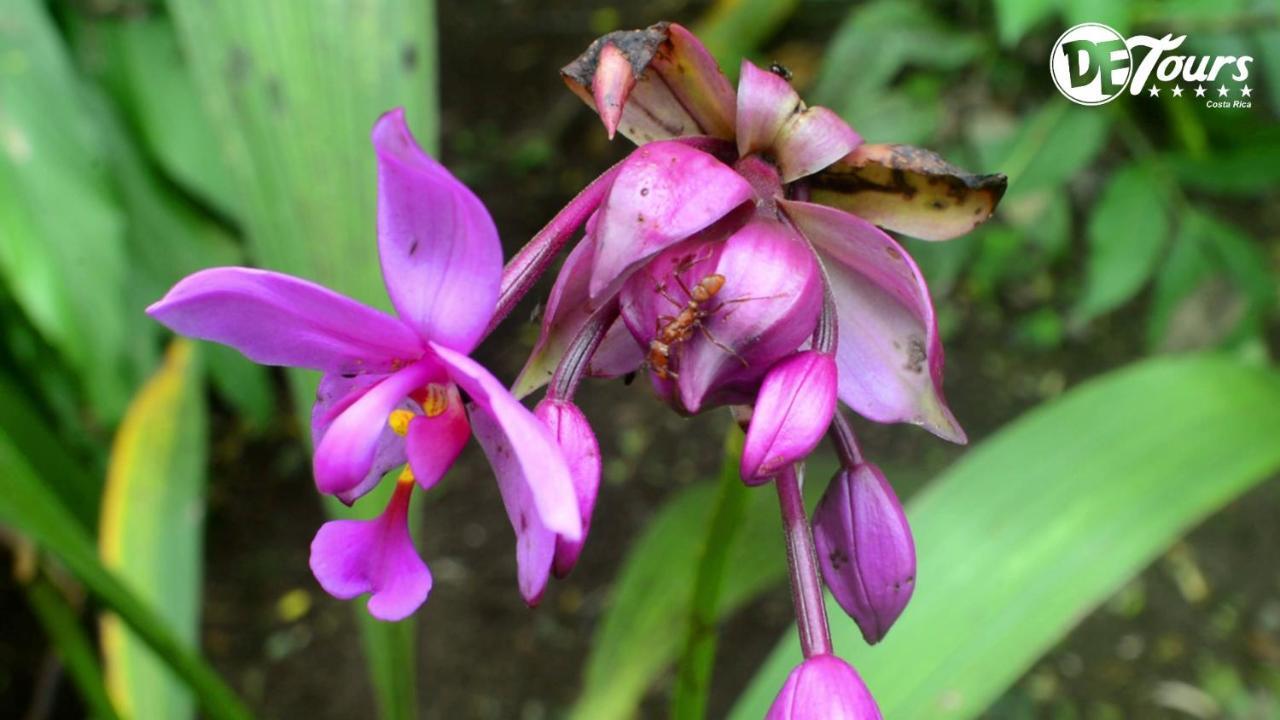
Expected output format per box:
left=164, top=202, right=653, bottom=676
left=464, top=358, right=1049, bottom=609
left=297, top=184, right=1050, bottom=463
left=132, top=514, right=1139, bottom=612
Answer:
left=645, top=253, right=784, bottom=380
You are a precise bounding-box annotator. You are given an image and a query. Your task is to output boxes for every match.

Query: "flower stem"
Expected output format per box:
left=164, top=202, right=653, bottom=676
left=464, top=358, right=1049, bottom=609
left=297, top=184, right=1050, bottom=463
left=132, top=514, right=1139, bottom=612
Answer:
left=829, top=411, right=864, bottom=468
left=486, top=162, right=622, bottom=336
left=774, top=463, right=833, bottom=658
left=548, top=299, right=619, bottom=401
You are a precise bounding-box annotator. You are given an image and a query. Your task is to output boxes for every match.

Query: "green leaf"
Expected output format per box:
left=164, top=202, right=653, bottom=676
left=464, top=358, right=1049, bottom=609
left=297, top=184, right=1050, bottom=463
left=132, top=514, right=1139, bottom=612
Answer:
left=1074, top=163, right=1170, bottom=322
left=23, top=573, right=123, bottom=720
left=0, top=403, right=251, bottom=720
left=0, top=369, right=101, bottom=530
left=1146, top=222, right=1214, bottom=350
left=672, top=428, right=748, bottom=719
left=983, top=103, right=1110, bottom=200
left=99, top=340, right=207, bottom=720
left=1171, top=142, right=1280, bottom=196
left=68, top=11, right=240, bottom=218
left=166, top=0, right=439, bottom=309
left=814, top=0, right=983, bottom=111
left=993, top=0, right=1059, bottom=46
left=570, top=448, right=833, bottom=719
left=163, top=4, right=440, bottom=716
left=693, top=0, right=800, bottom=74
left=1148, top=209, right=1275, bottom=351
left=731, top=355, right=1280, bottom=719
left=0, top=0, right=137, bottom=421
left=84, top=89, right=274, bottom=430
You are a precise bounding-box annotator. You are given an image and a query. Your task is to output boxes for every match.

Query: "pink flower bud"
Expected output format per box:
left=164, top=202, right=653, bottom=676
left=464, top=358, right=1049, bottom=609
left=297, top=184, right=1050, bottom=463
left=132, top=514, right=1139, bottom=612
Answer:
left=766, top=654, right=882, bottom=720
left=812, top=463, right=916, bottom=644
left=534, top=398, right=601, bottom=578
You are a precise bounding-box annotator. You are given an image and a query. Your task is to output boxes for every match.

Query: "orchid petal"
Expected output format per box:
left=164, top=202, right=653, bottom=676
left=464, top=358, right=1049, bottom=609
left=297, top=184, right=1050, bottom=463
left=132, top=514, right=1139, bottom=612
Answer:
left=535, top=399, right=601, bottom=578
left=767, top=655, right=882, bottom=720
left=373, top=108, right=502, bottom=352
left=312, top=373, right=416, bottom=505
left=431, top=342, right=581, bottom=543
left=741, top=351, right=838, bottom=484
left=813, top=463, right=916, bottom=644
left=404, top=384, right=470, bottom=492
left=309, top=481, right=431, bottom=622
left=587, top=318, right=646, bottom=379
left=781, top=199, right=964, bottom=442
left=313, top=359, right=440, bottom=497
left=590, top=141, right=753, bottom=300
left=774, top=106, right=861, bottom=184
left=808, top=143, right=1007, bottom=241
left=147, top=267, right=422, bottom=374
left=736, top=60, right=801, bottom=158
left=621, top=216, right=823, bottom=414
left=561, top=22, right=736, bottom=144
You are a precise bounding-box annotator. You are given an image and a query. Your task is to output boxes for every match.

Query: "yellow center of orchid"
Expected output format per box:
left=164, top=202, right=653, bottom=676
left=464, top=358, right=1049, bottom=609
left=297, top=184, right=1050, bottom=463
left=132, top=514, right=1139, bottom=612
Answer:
left=387, top=409, right=415, bottom=436
left=421, top=383, right=450, bottom=417
left=397, top=465, right=416, bottom=485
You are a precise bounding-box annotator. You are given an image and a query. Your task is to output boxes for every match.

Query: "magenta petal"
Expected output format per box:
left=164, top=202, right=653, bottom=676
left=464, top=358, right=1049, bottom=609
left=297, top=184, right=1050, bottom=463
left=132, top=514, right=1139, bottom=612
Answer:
left=587, top=318, right=646, bottom=378
left=813, top=463, right=916, bottom=645
left=312, top=373, right=415, bottom=505
left=741, top=352, right=838, bottom=484
left=313, top=359, right=439, bottom=497
left=620, top=216, right=823, bottom=414
left=404, top=386, right=470, bottom=492
left=147, top=267, right=422, bottom=373
left=535, top=399, right=602, bottom=578
left=766, top=655, right=882, bottom=720
left=431, top=343, right=581, bottom=535
left=773, top=106, right=861, bottom=183
left=589, top=141, right=753, bottom=300
left=309, top=481, right=431, bottom=622
left=780, top=199, right=964, bottom=443
left=736, top=60, right=802, bottom=158
left=373, top=108, right=502, bottom=353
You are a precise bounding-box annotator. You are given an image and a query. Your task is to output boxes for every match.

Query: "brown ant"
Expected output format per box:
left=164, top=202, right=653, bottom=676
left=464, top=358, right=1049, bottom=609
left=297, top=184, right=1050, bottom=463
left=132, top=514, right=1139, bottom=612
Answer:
left=645, top=254, right=786, bottom=380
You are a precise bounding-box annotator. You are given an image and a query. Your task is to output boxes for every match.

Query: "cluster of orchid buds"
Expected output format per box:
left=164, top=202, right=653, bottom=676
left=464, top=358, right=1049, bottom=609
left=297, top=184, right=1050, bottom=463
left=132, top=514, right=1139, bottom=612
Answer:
left=148, top=21, right=1004, bottom=718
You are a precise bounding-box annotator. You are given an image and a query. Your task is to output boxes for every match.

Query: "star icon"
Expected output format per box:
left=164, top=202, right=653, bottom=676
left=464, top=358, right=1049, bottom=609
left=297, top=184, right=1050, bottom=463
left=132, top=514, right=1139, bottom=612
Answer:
left=1171, top=85, right=1183, bottom=97
left=1194, top=85, right=1206, bottom=97
left=1148, top=85, right=1160, bottom=97
left=1218, top=85, right=1230, bottom=97
left=1241, top=85, right=1253, bottom=97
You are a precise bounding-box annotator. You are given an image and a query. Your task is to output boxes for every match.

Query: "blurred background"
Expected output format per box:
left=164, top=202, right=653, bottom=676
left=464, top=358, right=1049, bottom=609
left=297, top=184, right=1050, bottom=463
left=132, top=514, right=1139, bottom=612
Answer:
left=1, top=0, right=1278, bottom=718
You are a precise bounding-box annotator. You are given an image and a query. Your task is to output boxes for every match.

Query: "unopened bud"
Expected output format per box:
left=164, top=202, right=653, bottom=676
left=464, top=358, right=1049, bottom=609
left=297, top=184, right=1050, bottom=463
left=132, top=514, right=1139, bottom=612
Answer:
left=812, top=463, right=915, bottom=644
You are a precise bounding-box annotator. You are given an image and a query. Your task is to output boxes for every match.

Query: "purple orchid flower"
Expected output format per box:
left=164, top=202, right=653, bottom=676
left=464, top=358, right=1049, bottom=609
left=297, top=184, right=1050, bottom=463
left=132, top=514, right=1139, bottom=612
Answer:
left=478, top=22, right=1005, bottom=713
left=148, top=109, right=581, bottom=620
left=766, top=654, right=882, bottom=720
left=509, top=24, right=1005, bottom=448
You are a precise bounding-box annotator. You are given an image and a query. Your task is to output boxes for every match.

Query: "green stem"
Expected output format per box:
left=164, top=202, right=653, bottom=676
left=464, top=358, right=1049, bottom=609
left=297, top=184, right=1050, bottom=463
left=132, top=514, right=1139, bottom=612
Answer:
left=23, top=572, right=122, bottom=720
left=671, top=426, right=748, bottom=719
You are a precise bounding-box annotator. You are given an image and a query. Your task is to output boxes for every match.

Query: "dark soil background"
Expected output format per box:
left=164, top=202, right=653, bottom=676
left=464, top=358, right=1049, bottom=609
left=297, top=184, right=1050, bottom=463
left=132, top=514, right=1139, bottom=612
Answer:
left=2, top=1, right=1277, bottom=719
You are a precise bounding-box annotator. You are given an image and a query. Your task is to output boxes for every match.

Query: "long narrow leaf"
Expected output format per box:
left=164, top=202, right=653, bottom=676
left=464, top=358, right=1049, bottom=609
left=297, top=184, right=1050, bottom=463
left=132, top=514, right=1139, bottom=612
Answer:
left=672, top=428, right=748, bottom=719
left=100, top=340, right=208, bottom=720
left=0, top=0, right=138, bottom=421
left=23, top=573, right=122, bottom=720
left=731, top=355, right=1280, bottom=718
left=0, top=425, right=252, bottom=720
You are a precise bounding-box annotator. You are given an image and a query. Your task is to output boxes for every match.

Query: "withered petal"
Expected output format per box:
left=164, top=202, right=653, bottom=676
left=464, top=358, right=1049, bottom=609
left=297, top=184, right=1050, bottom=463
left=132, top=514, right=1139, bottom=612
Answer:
left=561, top=22, right=736, bottom=144
left=808, top=143, right=1007, bottom=242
